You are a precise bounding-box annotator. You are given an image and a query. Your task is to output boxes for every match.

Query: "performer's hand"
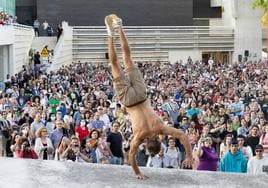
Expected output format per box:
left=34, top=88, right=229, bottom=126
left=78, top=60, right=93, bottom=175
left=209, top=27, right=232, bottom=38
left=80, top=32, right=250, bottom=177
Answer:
left=182, top=157, right=193, bottom=169
left=136, top=173, right=149, bottom=180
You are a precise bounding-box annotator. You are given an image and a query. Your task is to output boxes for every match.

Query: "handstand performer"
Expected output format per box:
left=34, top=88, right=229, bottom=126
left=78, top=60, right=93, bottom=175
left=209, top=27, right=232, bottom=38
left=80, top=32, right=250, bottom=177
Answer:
left=105, top=14, right=193, bottom=179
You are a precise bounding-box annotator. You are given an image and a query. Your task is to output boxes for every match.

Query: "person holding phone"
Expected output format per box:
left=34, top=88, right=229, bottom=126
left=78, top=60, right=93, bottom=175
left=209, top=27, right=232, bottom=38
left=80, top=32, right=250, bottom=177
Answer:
left=61, top=136, right=91, bottom=162
left=196, top=135, right=219, bottom=171
left=15, top=137, right=38, bottom=159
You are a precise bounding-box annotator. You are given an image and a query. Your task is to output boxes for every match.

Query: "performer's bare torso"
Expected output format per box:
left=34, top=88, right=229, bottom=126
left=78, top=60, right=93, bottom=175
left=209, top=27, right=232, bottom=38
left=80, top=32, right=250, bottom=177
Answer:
left=126, top=99, right=163, bottom=139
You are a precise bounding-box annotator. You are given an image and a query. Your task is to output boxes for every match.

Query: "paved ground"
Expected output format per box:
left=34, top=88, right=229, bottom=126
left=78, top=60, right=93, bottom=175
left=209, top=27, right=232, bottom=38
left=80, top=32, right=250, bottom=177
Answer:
left=0, top=158, right=267, bottom=188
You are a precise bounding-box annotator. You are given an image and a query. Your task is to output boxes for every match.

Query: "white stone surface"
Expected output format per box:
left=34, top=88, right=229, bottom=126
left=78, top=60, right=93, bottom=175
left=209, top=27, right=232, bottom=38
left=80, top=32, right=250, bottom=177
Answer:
left=232, top=0, right=263, bottom=62
left=0, top=158, right=267, bottom=188
left=49, top=21, right=73, bottom=72
left=0, top=24, right=34, bottom=78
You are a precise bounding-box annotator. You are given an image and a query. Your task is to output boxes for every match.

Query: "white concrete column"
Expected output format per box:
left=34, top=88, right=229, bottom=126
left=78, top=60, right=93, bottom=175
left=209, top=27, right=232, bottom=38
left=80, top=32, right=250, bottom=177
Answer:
left=232, top=0, right=263, bottom=62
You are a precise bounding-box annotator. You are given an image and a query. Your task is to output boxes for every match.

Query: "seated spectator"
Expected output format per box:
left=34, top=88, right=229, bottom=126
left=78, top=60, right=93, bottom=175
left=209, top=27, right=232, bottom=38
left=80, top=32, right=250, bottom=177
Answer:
left=15, top=137, right=38, bottom=159
left=34, top=127, right=54, bottom=160
left=220, top=139, right=247, bottom=173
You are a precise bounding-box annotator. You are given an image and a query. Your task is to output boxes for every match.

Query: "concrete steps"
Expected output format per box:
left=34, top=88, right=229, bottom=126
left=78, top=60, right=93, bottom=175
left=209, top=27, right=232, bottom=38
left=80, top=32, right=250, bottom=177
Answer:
left=31, top=36, right=57, bottom=52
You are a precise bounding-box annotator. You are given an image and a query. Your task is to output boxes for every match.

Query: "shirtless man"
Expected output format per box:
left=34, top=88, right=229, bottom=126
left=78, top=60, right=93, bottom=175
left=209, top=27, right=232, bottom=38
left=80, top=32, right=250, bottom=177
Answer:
left=105, top=14, right=193, bottom=179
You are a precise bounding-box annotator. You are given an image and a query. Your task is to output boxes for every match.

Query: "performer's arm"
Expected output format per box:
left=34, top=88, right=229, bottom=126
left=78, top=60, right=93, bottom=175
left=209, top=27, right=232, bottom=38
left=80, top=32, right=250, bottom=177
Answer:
left=129, top=136, right=148, bottom=179
left=161, top=126, right=193, bottom=167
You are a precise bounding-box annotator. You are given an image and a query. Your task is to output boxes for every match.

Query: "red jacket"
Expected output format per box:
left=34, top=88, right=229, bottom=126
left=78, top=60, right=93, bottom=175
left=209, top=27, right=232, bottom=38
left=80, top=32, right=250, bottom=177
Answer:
left=15, top=149, right=38, bottom=159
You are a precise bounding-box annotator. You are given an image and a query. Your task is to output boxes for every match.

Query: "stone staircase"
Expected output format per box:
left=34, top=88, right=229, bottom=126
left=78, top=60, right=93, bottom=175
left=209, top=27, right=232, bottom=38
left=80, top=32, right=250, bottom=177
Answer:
left=31, top=36, right=57, bottom=52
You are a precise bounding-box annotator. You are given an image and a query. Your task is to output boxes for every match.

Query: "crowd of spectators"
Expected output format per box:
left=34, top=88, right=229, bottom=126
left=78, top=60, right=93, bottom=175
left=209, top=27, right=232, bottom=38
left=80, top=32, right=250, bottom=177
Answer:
left=0, top=11, right=17, bottom=25
left=0, top=58, right=268, bottom=175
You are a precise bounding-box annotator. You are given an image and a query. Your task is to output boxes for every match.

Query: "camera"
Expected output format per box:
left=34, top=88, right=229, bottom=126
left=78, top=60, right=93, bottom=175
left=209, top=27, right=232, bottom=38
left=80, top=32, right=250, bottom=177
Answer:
left=22, top=142, right=30, bottom=148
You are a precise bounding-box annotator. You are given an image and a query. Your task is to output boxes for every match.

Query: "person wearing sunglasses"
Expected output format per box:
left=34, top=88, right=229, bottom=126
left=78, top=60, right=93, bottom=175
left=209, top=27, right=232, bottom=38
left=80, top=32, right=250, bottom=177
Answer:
left=247, top=144, right=268, bottom=175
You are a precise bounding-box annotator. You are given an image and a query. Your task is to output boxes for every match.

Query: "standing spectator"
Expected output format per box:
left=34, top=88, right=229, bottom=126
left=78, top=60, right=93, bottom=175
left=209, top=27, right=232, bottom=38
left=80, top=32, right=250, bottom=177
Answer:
left=164, top=137, right=182, bottom=168
left=81, top=138, right=96, bottom=163
left=57, top=24, right=63, bottom=41
left=15, top=137, right=38, bottom=159
left=75, top=119, right=89, bottom=143
left=247, top=144, right=268, bottom=175
left=34, top=127, right=54, bottom=160
left=33, top=19, right=40, bottom=37
left=107, top=121, right=123, bottom=165
left=54, top=136, right=70, bottom=161
left=42, top=20, right=49, bottom=36
left=96, top=130, right=113, bottom=163
left=220, top=139, right=247, bottom=173
left=136, top=140, right=149, bottom=167
left=219, top=134, right=232, bottom=159
left=97, top=106, right=110, bottom=130
left=61, top=136, right=91, bottom=162
left=247, top=125, right=260, bottom=156
left=33, top=51, right=41, bottom=73
left=90, top=112, right=105, bottom=132
left=259, top=125, right=268, bottom=157
left=146, top=145, right=171, bottom=168
left=30, top=113, right=43, bottom=142
left=50, top=120, right=65, bottom=148
left=196, top=135, right=219, bottom=171
left=47, top=25, right=53, bottom=36
left=237, top=135, right=253, bottom=160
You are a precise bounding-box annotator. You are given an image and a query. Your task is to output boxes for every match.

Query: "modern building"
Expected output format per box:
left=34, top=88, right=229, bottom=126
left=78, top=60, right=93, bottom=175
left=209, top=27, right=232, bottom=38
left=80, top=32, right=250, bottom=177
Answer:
left=0, top=0, right=16, bottom=16
left=0, top=0, right=265, bottom=80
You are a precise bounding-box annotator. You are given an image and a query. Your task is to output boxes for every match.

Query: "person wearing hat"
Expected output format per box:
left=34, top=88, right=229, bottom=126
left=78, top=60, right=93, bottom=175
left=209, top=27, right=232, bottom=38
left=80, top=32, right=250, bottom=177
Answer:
left=220, top=139, right=248, bottom=173
left=247, top=144, right=268, bottom=175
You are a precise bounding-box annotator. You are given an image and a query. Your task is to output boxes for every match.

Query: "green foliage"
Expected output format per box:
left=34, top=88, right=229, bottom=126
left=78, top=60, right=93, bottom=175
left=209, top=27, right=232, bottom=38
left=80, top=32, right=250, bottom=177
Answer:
left=252, top=0, right=268, bottom=11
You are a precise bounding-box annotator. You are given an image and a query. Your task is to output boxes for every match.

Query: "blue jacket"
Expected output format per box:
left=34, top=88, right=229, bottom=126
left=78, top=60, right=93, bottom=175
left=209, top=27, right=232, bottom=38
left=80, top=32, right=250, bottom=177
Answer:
left=220, top=150, right=247, bottom=173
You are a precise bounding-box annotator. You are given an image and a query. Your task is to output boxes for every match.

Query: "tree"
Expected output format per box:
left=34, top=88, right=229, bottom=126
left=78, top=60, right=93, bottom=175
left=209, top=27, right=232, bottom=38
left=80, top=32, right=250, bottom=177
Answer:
left=252, top=0, right=268, bottom=26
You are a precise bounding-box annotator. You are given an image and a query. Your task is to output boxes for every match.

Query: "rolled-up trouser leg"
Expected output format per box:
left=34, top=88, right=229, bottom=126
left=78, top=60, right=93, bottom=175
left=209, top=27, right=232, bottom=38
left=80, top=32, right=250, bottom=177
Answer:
left=113, top=66, right=147, bottom=107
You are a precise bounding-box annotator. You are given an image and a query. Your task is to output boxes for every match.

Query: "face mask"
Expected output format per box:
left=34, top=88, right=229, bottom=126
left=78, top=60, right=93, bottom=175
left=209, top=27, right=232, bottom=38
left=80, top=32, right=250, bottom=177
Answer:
left=80, top=121, right=86, bottom=126
left=51, top=116, right=56, bottom=121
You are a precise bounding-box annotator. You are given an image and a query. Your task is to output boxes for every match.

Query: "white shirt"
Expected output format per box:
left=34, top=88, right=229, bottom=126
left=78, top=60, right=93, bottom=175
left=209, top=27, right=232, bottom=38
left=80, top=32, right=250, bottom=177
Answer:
left=146, top=154, right=171, bottom=168
left=165, top=147, right=182, bottom=168
left=247, top=156, right=268, bottom=175
left=239, top=146, right=253, bottom=160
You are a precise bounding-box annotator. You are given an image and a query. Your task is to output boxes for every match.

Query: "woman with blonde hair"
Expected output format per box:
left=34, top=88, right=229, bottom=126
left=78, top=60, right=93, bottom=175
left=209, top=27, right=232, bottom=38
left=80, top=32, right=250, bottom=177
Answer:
left=34, top=127, right=54, bottom=160
left=54, top=136, right=70, bottom=161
